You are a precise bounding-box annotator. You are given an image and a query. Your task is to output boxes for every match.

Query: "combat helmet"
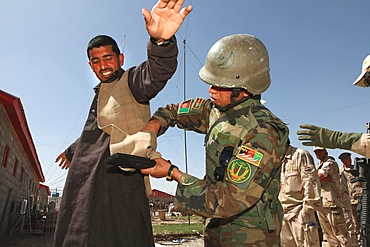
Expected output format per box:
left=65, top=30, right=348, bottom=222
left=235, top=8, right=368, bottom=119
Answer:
left=199, top=34, right=270, bottom=95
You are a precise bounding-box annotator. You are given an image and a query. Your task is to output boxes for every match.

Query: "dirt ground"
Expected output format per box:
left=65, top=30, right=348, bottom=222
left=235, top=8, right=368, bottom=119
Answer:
left=0, top=230, right=54, bottom=247
left=0, top=216, right=204, bottom=247
left=0, top=230, right=204, bottom=247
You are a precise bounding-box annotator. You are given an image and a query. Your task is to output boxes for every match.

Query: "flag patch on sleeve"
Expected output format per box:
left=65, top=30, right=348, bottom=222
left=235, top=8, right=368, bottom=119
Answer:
left=178, top=98, right=205, bottom=114
left=178, top=100, right=192, bottom=114
left=236, top=146, right=263, bottom=167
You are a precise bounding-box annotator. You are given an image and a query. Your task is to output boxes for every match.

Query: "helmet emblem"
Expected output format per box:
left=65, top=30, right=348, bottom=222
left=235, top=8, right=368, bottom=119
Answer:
left=216, top=51, right=235, bottom=69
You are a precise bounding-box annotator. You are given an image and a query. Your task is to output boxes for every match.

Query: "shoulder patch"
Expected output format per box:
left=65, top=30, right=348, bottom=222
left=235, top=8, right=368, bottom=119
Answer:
left=236, top=146, right=263, bottom=167
left=178, top=100, right=192, bottom=114
left=191, top=97, right=204, bottom=110
left=178, top=98, right=205, bottom=115
left=304, top=165, right=313, bottom=172
left=227, top=159, right=251, bottom=183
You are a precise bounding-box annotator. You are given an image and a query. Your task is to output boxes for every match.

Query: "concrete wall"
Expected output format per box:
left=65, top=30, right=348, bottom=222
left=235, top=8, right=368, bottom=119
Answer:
left=0, top=106, right=43, bottom=238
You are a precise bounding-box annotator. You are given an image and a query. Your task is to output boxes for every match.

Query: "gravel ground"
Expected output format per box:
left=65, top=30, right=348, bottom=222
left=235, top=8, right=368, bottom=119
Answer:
left=155, top=237, right=204, bottom=246
left=155, top=235, right=204, bottom=247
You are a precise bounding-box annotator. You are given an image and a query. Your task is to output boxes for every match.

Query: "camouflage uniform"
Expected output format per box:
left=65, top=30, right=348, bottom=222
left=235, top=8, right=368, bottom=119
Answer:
left=279, top=145, right=321, bottom=247
left=339, top=174, right=358, bottom=247
left=316, top=156, right=351, bottom=247
left=340, top=166, right=363, bottom=244
left=153, top=95, right=289, bottom=246
left=351, top=134, right=370, bottom=158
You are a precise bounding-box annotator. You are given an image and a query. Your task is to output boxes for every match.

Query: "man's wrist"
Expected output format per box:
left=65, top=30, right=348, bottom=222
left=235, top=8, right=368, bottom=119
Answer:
left=150, top=36, right=175, bottom=46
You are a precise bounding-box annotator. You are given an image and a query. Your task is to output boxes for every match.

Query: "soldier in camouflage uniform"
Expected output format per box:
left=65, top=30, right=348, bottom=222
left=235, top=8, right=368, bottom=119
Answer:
left=297, top=55, right=370, bottom=158
left=339, top=152, right=363, bottom=244
left=279, top=139, right=322, bottom=247
left=312, top=147, right=351, bottom=247
left=142, top=34, right=289, bottom=246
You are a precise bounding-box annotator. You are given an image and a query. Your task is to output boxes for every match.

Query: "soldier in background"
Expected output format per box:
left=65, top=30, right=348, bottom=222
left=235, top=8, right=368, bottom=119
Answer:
left=313, top=147, right=351, bottom=247
left=279, top=139, right=321, bottom=247
left=142, top=34, right=289, bottom=246
left=297, top=55, right=370, bottom=158
left=339, top=152, right=363, bottom=243
left=338, top=152, right=358, bottom=246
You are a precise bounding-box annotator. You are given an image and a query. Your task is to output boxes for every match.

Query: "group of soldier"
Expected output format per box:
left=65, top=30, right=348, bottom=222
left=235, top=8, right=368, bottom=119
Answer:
left=283, top=55, right=370, bottom=247
left=280, top=142, right=364, bottom=247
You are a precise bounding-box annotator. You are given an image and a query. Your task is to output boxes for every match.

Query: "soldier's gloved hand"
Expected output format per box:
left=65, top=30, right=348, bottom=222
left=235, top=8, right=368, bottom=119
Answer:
left=297, top=124, right=362, bottom=150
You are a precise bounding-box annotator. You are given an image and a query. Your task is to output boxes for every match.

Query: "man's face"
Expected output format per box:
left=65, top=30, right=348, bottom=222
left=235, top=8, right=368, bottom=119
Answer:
left=314, top=149, right=327, bottom=162
left=88, top=45, right=124, bottom=82
left=208, top=86, right=247, bottom=107
left=341, top=156, right=352, bottom=168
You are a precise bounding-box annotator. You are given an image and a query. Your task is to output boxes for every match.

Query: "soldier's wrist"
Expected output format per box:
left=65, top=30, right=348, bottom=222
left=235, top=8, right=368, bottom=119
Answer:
left=166, top=164, right=178, bottom=181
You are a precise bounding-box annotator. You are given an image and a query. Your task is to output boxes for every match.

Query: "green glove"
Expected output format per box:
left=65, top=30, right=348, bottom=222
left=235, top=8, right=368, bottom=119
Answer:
left=297, top=124, right=362, bottom=150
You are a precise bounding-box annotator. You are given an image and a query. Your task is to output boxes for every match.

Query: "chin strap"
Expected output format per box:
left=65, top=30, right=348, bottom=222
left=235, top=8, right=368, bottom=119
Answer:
left=215, top=89, right=254, bottom=112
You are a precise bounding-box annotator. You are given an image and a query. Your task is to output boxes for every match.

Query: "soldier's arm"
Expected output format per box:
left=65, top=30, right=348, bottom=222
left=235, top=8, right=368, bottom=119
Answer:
left=174, top=123, right=286, bottom=218
left=351, top=133, right=370, bottom=158
left=151, top=98, right=210, bottom=136
left=297, top=124, right=370, bottom=158
left=340, top=174, right=352, bottom=211
left=298, top=150, right=322, bottom=215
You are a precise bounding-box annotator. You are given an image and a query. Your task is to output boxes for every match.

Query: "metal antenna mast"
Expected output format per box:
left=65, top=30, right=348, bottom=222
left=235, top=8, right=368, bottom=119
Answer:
left=183, top=39, right=188, bottom=174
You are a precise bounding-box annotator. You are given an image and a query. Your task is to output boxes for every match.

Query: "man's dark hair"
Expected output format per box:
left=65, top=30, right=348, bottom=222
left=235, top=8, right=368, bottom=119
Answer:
left=87, top=35, right=120, bottom=59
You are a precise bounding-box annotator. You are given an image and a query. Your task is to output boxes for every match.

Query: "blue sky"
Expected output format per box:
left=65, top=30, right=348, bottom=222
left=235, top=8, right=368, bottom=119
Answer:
left=1, top=0, right=370, bottom=195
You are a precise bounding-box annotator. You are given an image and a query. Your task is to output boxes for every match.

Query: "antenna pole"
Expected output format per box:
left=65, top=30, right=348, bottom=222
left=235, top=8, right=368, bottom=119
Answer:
left=183, top=39, right=188, bottom=174
left=183, top=39, right=191, bottom=225
left=122, top=35, right=126, bottom=53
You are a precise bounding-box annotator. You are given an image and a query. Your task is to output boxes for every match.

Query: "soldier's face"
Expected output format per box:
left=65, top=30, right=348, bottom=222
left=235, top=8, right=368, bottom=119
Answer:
left=208, top=86, right=246, bottom=107
left=341, top=156, right=352, bottom=167
left=313, top=149, right=327, bottom=161
left=88, top=45, right=124, bottom=82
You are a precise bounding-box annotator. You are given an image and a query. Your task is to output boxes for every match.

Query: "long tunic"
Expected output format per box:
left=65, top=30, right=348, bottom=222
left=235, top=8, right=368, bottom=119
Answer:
left=54, top=38, right=178, bottom=247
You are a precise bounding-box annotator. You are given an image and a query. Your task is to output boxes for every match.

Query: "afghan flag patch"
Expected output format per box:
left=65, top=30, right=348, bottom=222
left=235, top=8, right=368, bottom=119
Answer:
left=227, top=159, right=251, bottom=183
left=178, top=100, right=192, bottom=114
left=236, top=146, right=263, bottom=167
left=178, top=98, right=205, bottom=114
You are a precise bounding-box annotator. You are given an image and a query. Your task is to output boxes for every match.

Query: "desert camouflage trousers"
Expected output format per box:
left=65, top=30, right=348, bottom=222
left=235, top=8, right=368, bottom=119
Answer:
left=203, top=217, right=281, bottom=246
left=317, top=207, right=351, bottom=247
left=280, top=215, right=320, bottom=247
